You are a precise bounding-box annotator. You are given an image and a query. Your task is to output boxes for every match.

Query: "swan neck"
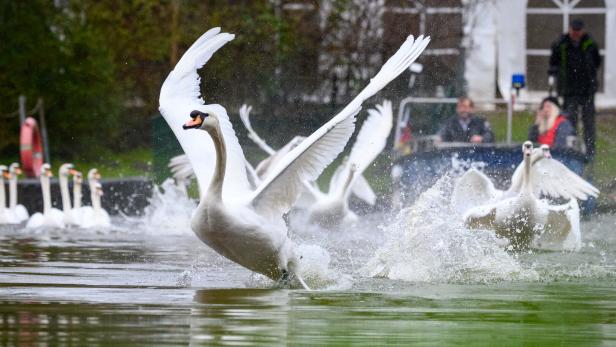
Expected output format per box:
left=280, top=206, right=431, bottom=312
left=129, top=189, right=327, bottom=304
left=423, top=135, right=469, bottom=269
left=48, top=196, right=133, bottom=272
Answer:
left=73, top=181, right=82, bottom=209
left=90, top=180, right=101, bottom=211
left=60, top=175, right=72, bottom=212
left=9, top=175, right=17, bottom=209
left=522, top=154, right=532, bottom=193
left=206, top=123, right=226, bottom=201
left=0, top=177, right=6, bottom=211
left=41, top=175, right=52, bottom=214
left=338, top=166, right=357, bottom=201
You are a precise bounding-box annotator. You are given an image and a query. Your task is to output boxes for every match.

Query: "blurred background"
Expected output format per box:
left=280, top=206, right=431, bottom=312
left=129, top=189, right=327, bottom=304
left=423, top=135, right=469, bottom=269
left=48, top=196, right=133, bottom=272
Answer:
left=1, top=0, right=614, bottom=189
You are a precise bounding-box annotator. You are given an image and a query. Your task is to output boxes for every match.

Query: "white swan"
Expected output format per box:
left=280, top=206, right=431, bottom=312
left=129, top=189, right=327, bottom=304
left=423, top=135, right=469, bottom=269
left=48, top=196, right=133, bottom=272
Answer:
left=7, top=163, right=29, bottom=222
left=80, top=169, right=111, bottom=228
left=452, top=144, right=598, bottom=215
left=59, top=163, right=80, bottom=226
left=26, top=164, right=65, bottom=229
left=305, top=100, right=394, bottom=227
left=463, top=142, right=594, bottom=250
left=71, top=170, right=89, bottom=225
left=158, top=27, right=429, bottom=287
left=0, top=166, right=19, bottom=224
left=239, top=103, right=377, bottom=205
left=168, top=104, right=305, bottom=192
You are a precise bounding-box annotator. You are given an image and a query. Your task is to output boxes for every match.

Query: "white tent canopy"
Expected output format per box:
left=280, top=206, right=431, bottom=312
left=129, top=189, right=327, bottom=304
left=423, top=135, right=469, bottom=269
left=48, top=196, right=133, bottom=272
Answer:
left=467, top=0, right=616, bottom=108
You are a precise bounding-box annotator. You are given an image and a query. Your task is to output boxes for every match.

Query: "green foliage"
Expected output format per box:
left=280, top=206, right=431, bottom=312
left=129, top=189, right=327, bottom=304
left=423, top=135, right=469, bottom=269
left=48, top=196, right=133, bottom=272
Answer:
left=0, top=1, right=122, bottom=159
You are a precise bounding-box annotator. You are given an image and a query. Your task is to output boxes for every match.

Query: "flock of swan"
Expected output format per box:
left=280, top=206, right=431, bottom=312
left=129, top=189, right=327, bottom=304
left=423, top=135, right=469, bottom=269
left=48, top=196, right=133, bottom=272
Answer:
left=158, top=27, right=600, bottom=289
left=0, top=27, right=600, bottom=290
left=0, top=163, right=110, bottom=229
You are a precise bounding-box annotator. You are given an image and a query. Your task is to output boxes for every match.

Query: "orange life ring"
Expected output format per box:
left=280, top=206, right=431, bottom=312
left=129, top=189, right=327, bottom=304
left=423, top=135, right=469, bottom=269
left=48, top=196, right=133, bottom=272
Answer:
left=20, top=117, right=44, bottom=177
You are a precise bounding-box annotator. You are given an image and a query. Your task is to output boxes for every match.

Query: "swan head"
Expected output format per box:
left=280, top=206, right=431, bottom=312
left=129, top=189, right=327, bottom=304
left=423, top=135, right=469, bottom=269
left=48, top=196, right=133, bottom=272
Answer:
left=540, top=144, right=552, bottom=159
left=41, top=163, right=53, bottom=178
left=88, top=168, right=101, bottom=182
left=59, top=163, right=78, bottom=178
left=73, top=171, right=83, bottom=184
left=0, top=165, right=8, bottom=180
left=522, top=141, right=533, bottom=157
left=183, top=110, right=217, bottom=131
left=9, top=163, right=21, bottom=177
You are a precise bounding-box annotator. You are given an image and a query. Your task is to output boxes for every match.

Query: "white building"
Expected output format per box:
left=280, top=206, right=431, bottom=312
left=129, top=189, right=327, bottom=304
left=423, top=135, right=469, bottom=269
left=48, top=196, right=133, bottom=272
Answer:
left=466, top=0, right=616, bottom=108
left=283, top=0, right=616, bottom=108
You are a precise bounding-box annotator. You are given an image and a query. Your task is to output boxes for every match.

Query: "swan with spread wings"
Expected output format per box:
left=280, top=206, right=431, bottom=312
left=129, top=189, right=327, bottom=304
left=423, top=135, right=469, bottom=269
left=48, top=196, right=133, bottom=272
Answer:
left=159, top=27, right=429, bottom=288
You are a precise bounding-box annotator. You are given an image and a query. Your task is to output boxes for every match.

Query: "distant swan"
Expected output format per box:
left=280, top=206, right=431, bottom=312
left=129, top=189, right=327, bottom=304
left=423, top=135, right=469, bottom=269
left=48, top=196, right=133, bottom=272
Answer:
left=7, top=163, right=29, bottom=222
left=79, top=169, right=111, bottom=228
left=26, top=164, right=65, bottom=229
left=159, top=27, right=429, bottom=288
left=0, top=166, right=19, bottom=224
left=59, top=163, right=80, bottom=226
left=305, top=100, right=394, bottom=227
left=462, top=142, right=598, bottom=250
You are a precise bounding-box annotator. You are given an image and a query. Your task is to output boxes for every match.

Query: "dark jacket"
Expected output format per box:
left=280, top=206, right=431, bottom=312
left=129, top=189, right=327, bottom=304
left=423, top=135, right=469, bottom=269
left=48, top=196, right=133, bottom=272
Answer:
left=549, top=33, right=601, bottom=96
left=528, top=116, right=575, bottom=149
left=437, top=114, right=494, bottom=143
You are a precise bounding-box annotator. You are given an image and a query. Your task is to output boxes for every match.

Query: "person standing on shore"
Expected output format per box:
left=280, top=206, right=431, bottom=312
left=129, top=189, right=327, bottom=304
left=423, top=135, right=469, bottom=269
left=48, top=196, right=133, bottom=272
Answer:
left=549, top=18, right=601, bottom=160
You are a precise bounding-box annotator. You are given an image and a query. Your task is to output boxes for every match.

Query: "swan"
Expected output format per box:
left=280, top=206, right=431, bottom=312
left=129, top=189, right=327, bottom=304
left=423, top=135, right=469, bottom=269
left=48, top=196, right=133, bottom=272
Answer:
left=239, top=103, right=377, bottom=205
left=79, top=168, right=111, bottom=228
left=305, top=100, right=394, bottom=227
left=59, top=163, right=80, bottom=226
left=26, top=164, right=65, bottom=229
left=7, top=163, right=29, bottom=222
left=71, top=170, right=89, bottom=224
left=158, top=27, right=429, bottom=288
left=463, top=142, right=595, bottom=250
left=452, top=144, right=598, bottom=215
left=0, top=166, right=19, bottom=224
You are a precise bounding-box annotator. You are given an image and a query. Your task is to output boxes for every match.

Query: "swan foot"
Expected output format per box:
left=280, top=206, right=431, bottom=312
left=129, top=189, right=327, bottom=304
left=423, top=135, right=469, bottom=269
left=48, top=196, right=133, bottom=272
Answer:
left=276, top=270, right=311, bottom=290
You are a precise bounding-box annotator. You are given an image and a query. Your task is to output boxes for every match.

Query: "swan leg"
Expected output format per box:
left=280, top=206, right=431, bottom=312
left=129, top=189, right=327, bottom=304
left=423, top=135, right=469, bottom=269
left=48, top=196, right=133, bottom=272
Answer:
left=294, top=272, right=311, bottom=291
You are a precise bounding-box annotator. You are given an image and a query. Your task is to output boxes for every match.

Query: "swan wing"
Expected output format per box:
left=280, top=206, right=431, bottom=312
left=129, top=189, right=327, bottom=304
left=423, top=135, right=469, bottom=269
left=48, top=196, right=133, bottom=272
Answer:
left=348, top=100, right=394, bottom=174
left=351, top=174, right=377, bottom=205
left=530, top=158, right=599, bottom=200
left=342, top=100, right=393, bottom=204
left=248, top=35, right=430, bottom=217
left=534, top=199, right=581, bottom=251
left=159, top=28, right=252, bottom=200
left=169, top=154, right=195, bottom=180
left=238, top=104, right=276, bottom=155
left=452, top=168, right=502, bottom=215
left=328, top=160, right=377, bottom=204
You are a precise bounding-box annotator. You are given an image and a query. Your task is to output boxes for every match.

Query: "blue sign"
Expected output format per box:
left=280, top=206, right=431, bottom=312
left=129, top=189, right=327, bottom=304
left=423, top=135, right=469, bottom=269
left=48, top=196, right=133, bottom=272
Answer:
left=512, top=74, right=526, bottom=89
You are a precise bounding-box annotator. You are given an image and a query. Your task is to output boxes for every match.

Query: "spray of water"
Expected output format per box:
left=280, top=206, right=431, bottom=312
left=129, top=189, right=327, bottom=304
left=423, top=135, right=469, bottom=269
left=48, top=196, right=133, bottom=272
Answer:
left=133, top=178, right=196, bottom=235
left=363, top=174, right=539, bottom=283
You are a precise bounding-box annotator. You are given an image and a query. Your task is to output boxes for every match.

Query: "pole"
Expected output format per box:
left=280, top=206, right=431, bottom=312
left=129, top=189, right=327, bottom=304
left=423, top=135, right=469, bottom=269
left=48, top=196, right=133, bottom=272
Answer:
left=18, top=95, right=26, bottom=125
left=38, top=98, right=51, bottom=163
left=506, top=89, right=515, bottom=144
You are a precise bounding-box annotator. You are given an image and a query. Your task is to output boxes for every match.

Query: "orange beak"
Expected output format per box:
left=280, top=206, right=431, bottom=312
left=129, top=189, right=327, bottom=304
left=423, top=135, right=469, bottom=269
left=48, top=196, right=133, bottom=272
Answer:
left=183, top=116, right=203, bottom=130
left=2, top=171, right=9, bottom=179
left=15, top=168, right=22, bottom=175
left=45, top=170, right=53, bottom=177
left=69, top=169, right=79, bottom=176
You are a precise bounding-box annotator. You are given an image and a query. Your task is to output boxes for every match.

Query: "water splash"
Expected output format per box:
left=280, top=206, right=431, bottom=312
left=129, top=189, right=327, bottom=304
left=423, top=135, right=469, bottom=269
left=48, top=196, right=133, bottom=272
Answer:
left=364, top=174, right=538, bottom=283
left=133, top=178, right=196, bottom=235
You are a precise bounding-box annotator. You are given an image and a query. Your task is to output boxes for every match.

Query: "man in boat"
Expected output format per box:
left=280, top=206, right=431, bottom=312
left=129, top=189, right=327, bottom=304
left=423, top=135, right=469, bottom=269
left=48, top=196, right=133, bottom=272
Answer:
left=528, top=96, right=575, bottom=150
left=549, top=18, right=601, bottom=159
left=436, top=96, right=494, bottom=144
